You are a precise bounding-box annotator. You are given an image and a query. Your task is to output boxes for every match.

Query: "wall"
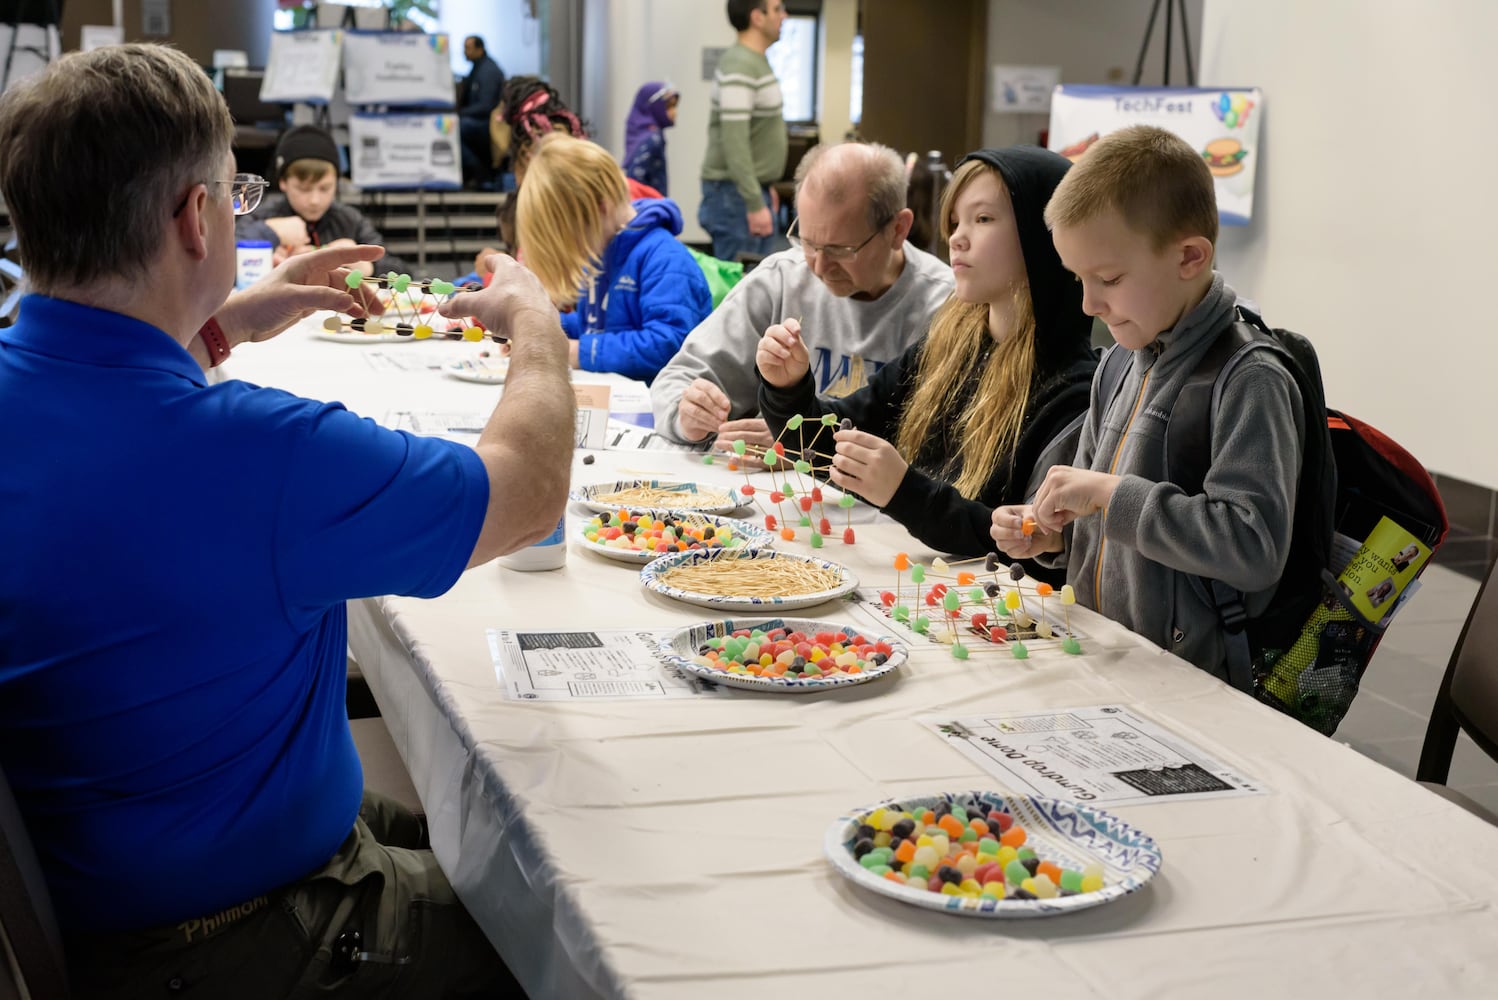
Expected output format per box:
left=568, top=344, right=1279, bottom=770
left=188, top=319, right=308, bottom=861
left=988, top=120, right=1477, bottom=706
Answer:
left=983, top=0, right=1202, bottom=149
left=60, top=0, right=274, bottom=64
left=579, top=0, right=859, bottom=245
left=1200, top=0, right=1493, bottom=487
left=439, top=0, right=542, bottom=80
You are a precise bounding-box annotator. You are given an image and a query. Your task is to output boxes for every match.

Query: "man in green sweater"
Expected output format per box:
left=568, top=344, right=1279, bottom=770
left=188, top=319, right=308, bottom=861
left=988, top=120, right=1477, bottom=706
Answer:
left=699, top=0, right=789, bottom=261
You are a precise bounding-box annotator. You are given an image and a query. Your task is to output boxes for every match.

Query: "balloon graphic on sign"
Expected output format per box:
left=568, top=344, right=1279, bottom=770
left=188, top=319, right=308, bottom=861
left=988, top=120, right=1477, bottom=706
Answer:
left=1213, top=92, right=1253, bottom=129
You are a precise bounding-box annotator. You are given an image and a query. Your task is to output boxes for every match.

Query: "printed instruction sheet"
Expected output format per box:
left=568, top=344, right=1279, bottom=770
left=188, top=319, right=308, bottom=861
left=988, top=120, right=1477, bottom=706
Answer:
left=487, top=629, right=723, bottom=701
left=922, top=705, right=1265, bottom=805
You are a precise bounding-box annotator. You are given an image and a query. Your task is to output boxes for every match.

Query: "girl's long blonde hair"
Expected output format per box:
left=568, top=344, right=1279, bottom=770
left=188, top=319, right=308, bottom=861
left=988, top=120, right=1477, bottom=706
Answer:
left=517, top=134, right=631, bottom=305
left=894, top=159, right=1037, bottom=499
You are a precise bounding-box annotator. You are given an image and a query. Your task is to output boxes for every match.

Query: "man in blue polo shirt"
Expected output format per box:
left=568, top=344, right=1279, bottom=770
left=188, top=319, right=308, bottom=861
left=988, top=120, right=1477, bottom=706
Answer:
left=0, top=44, right=573, bottom=998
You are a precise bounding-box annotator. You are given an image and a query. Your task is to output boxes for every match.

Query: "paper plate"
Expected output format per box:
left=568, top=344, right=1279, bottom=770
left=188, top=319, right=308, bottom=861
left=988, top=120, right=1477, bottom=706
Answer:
left=445, top=358, right=509, bottom=384
left=640, top=548, right=858, bottom=612
left=657, top=617, right=905, bottom=692
left=571, top=479, right=741, bottom=516
left=825, top=790, right=1162, bottom=918
left=576, top=512, right=774, bottom=564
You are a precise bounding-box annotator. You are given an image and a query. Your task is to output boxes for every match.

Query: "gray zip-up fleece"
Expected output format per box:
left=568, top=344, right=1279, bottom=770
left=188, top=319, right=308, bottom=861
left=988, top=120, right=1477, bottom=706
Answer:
left=1048, top=273, right=1304, bottom=679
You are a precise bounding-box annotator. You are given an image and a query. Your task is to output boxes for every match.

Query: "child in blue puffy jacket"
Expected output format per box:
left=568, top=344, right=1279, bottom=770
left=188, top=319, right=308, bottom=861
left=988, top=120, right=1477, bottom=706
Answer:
left=519, top=134, right=711, bottom=384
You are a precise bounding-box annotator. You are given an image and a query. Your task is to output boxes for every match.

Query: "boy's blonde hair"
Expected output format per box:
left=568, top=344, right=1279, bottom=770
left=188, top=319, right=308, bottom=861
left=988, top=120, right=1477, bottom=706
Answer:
left=1044, top=125, right=1218, bottom=249
left=282, top=158, right=335, bottom=184
left=895, top=158, right=1037, bottom=499
left=518, top=134, right=630, bottom=305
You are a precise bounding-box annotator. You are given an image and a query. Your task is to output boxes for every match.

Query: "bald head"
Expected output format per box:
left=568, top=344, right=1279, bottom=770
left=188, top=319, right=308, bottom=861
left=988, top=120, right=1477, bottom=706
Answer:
left=794, top=142, right=908, bottom=234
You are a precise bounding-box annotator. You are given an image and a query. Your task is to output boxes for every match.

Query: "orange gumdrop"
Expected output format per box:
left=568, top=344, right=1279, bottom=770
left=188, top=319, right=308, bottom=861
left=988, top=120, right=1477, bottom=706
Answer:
left=969, top=818, right=988, bottom=836
left=893, top=552, right=911, bottom=571
left=956, top=572, right=976, bottom=585
left=1036, top=583, right=1054, bottom=597
left=1021, top=516, right=1036, bottom=536
left=1036, top=861, right=1063, bottom=883
left=894, top=840, right=917, bottom=863
left=999, top=825, right=1027, bottom=848
left=938, top=814, right=965, bottom=838
left=780, top=527, right=796, bottom=541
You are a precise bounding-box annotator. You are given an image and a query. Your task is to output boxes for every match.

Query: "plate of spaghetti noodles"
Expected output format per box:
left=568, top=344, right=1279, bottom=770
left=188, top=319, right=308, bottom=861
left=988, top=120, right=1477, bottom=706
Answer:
left=571, top=479, right=741, bottom=516
left=640, top=549, right=858, bottom=612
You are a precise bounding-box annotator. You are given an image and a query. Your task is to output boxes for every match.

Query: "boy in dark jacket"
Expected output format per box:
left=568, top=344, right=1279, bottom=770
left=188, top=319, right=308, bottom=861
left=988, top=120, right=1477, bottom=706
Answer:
left=991, top=125, right=1304, bottom=679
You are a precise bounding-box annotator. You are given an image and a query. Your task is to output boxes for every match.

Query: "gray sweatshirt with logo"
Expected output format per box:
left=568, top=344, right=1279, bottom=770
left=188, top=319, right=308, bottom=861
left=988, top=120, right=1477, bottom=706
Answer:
left=649, top=245, right=953, bottom=443
left=1045, top=273, right=1304, bottom=679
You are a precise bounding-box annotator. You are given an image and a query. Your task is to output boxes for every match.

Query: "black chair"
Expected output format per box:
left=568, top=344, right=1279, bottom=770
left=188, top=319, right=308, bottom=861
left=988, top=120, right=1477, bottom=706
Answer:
left=1416, top=559, right=1498, bottom=823
left=0, top=763, right=69, bottom=999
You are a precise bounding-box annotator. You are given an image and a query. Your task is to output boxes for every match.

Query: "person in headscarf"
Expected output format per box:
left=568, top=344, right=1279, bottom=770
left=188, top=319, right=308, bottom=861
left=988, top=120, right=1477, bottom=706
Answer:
left=623, top=81, right=679, bottom=196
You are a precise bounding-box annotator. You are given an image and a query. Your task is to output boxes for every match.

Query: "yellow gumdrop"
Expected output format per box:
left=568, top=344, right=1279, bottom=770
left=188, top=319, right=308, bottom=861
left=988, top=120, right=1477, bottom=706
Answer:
left=1080, top=874, right=1104, bottom=893
left=413, top=324, right=434, bottom=340
left=463, top=326, right=484, bottom=342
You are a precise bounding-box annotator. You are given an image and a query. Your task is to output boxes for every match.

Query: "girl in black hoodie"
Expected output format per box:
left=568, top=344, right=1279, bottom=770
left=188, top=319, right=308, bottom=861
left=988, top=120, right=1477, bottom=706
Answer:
left=757, top=146, right=1096, bottom=567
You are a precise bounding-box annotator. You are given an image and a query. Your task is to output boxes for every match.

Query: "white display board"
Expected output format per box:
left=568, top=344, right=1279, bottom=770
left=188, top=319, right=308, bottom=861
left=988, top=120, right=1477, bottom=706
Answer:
left=348, top=112, right=461, bottom=190
left=261, top=29, right=343, bottom=104
left=1048, top=85, right=1263, bottom=225
left=342, top=31, right=455, bottom=108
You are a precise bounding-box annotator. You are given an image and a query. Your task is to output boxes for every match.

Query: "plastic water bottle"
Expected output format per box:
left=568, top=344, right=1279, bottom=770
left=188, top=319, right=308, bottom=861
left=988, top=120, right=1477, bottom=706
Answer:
left=235, top=240, right=273, bottom=289
left=496, top=515, right=568, bottom=571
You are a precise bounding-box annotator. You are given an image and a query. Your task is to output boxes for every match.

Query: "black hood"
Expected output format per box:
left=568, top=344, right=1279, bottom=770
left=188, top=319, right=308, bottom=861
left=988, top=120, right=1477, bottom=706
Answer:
left=956, top=146, right=1094, bottom=380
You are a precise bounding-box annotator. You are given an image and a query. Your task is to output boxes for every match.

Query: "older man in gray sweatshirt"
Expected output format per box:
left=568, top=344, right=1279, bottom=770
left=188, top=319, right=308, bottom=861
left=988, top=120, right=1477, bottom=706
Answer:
left=651, top=142, right=953, bottom=450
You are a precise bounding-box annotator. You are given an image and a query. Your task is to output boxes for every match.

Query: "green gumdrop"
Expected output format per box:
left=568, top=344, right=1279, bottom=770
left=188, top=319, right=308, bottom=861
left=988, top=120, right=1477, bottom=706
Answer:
left=892, top=605, right=910, bottom=622
left=969, top=587, right=985, bottom=602
left=732, top=439, right=747, bottom=455
left=794, top=460, right=812, bottom=474
left=392, top=274, right=411, bottom=294
left=809, top=532, right=824, bottom=548
left=913, top=615, right=930, bottom=634
left=910, top=565, right=926, bottom=583
left=701, top=454, right=715, bottom=465
left=764, top=451, right=778, bottom=466
left=344, top=271, right=364, bottom=290
left=1011, top=641, right=1029, bottom=660
left=786, top=414, right=804, bottom=430
left=1062, top=636, right=1083, bottom=655
left=798, top=515, right=812, bottom=527
left=943, top=592, right=961, bottom=611
left=838, top=495, right=856, bottom=508
left=951, top=642, right=969, bottom=660
left=430, top=279, right=456, bottom=296
left=1059, top=870, right=1084, bottom=892
left=820, top=413, right=838, bottom=425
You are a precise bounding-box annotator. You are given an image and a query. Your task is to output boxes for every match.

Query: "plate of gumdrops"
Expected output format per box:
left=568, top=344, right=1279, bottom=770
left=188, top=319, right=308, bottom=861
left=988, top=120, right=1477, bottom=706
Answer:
left=577, top=509, right=774, bottom=564
left=657, top=618, right=905, bottom=692
left=824, top=790, right=1161, bottom=917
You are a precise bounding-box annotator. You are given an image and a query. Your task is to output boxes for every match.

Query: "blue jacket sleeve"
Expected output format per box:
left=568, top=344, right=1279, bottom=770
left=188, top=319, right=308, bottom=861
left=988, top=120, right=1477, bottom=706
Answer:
left=559, top=306, right=582, bottom=340
left=578, top=237, right=712, bottom=384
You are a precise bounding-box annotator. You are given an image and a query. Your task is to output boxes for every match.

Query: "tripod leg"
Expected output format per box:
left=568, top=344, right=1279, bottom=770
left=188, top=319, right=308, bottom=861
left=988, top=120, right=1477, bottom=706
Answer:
left=1131, top=0, right=1164, bottom=86
left=1164, top=0, right=1174, bottom=86
left=1177, top=0, right=1197, bottom=86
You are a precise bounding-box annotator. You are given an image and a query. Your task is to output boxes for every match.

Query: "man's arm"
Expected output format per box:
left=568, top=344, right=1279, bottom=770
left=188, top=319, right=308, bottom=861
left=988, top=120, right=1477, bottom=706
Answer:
left=439, top=255, right=575, bottom=567
left=649, top=266, right=780, bottom=441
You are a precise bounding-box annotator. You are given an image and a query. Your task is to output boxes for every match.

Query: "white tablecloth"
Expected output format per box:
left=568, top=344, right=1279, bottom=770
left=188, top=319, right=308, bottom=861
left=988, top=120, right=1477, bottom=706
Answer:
left=229, top=316, right=1498, bottom=999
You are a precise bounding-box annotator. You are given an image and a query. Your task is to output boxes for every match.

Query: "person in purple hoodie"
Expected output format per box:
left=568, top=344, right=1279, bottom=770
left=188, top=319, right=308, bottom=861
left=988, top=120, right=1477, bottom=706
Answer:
left=520, top=134, right=711, bottom=384
left=623, top=81, right=679, bottom=196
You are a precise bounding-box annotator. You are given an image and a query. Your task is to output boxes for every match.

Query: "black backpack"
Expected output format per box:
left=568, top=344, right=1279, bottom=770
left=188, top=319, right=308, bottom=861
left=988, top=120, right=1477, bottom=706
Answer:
left=1097, top=306, right=1448, bottom=734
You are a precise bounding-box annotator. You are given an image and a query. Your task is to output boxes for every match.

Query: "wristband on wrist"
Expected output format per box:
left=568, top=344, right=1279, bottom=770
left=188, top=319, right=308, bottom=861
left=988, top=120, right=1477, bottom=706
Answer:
left=198, top=315, right=231, bottom=369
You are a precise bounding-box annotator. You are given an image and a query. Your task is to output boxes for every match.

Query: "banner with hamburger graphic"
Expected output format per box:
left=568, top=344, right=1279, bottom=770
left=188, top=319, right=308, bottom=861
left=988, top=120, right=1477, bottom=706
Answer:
left=1048, top=85, right=1263, bottom=225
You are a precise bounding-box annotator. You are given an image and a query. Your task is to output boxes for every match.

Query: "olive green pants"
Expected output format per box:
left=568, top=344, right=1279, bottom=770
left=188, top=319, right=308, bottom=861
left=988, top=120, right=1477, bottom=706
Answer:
left=67, top=792, right=521, bottom=998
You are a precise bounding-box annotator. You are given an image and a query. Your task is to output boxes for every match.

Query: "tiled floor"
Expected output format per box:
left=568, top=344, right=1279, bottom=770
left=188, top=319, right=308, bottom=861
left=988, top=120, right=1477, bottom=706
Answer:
left=1336, top=561, right=1498, bottom=812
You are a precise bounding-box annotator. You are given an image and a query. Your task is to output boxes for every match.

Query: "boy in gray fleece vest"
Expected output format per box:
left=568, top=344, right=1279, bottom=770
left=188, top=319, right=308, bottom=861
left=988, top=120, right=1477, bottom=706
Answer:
left=990, top=125, right=1304, bottom=681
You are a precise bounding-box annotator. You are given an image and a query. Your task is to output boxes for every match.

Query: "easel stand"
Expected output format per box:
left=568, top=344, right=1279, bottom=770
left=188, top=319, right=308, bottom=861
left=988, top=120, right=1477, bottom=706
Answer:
left=1131, top=0, right=1196, bottom=87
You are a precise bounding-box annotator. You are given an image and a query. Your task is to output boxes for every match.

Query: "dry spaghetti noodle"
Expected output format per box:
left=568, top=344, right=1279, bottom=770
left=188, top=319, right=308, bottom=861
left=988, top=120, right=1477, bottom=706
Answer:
left=592, top=483, right=733, bottom=509
left=659, top=554, right=845, bottom=598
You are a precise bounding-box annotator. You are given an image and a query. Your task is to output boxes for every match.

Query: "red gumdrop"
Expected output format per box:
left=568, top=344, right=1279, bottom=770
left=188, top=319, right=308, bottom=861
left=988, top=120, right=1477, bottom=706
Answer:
left=843, top=527, right=856, bottom=544
left=799, top=496, right=814, bottom=512
left=880, top=591, right=896, bottom=607
left=769, top=491, right=786, bottom=504
left=874, top=640, right=892, bottom=655
left=988, top=810, right=1014, bottom=832
left=818, top=517, right=832, bottom=535
left=970, top=612, right=989, bottom=630
left=925, top=593, right=938, bottom=607
left=932, top=583, right=948, bottom=597
left=740, top=484, right=756, bottom=496
left=811, top=487, right=824, bottom=502
left=988, top=626, right=1004, bottom=643
left=773, top=441, right=786, bottom=455
left=764, top=515, right=778, bottom=530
